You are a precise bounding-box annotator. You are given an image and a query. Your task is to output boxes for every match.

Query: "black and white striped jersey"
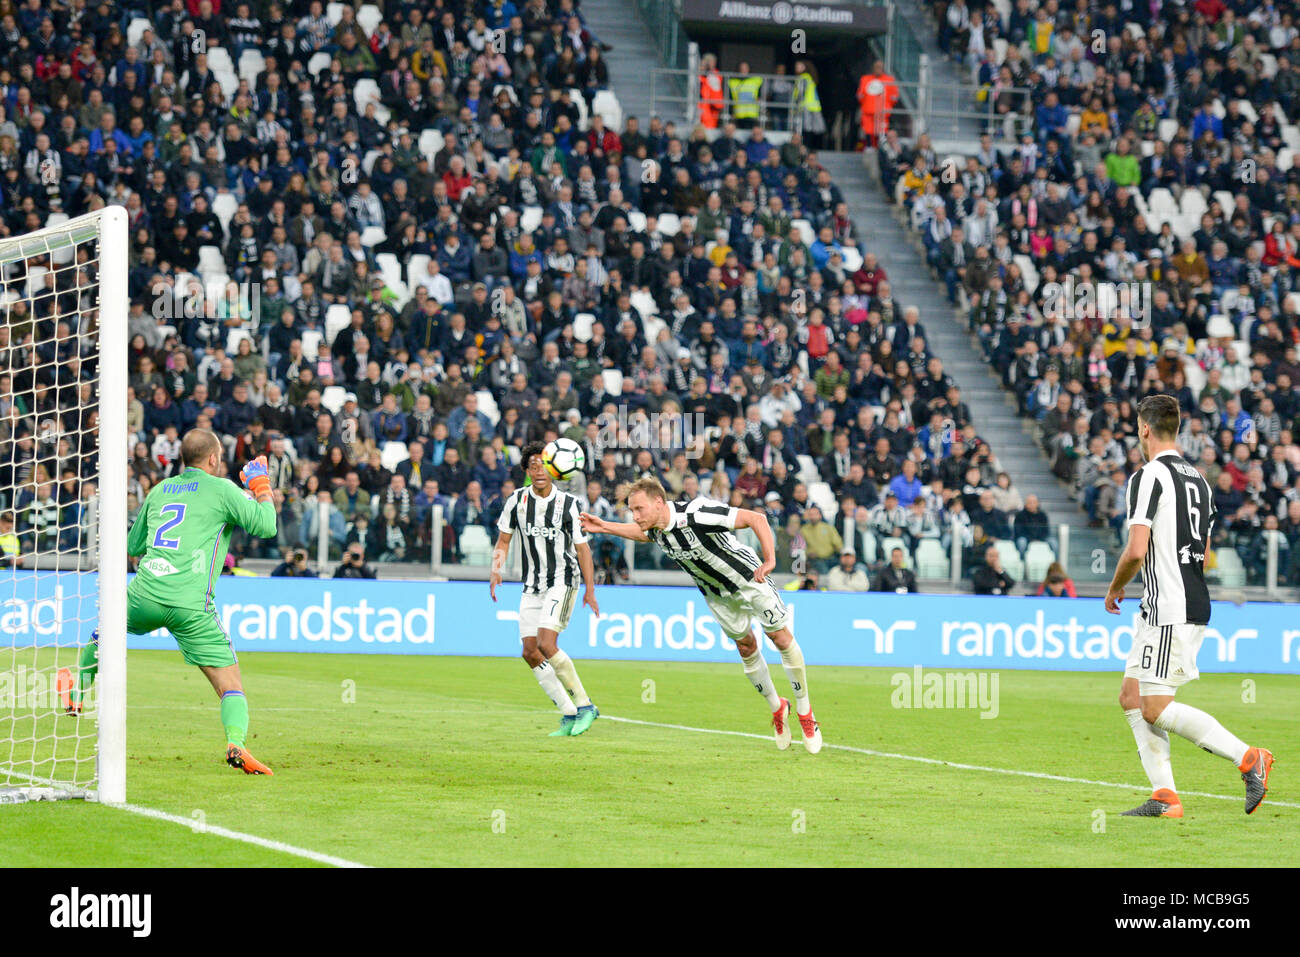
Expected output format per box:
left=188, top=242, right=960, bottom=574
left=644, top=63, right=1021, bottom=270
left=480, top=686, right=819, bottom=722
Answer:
left=1127, top=449, right=1215, bottom=626
left=646, top=498, right=761, bottom=597
left=497, top=485, right=588, bottom=595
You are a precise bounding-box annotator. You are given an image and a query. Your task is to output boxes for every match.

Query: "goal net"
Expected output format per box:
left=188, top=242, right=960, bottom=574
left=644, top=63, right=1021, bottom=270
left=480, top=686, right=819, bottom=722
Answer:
left=0, top=207, right=127, bottom=804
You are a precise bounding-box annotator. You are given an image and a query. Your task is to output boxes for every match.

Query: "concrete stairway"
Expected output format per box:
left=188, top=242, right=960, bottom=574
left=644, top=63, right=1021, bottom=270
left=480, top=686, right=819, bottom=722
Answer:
left=580, top=0, right=688, bottom=129
left=818, top=150, right=1078, bottom=530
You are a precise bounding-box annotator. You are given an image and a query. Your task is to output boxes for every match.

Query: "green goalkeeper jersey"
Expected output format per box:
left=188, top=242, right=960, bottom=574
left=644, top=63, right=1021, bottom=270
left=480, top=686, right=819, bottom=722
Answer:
left=127, top=467, right=277, bottom=612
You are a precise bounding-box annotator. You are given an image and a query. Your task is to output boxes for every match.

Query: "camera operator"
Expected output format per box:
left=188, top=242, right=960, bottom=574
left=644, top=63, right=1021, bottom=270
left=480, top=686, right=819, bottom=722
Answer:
left=333, top=543, right=377, bottom=579
left=271, top=547, right=319, bottom=578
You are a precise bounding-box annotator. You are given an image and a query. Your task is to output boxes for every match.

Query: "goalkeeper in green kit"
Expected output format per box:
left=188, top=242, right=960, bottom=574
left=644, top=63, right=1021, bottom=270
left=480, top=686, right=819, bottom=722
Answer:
left=61, top=429, right=279, bottom=775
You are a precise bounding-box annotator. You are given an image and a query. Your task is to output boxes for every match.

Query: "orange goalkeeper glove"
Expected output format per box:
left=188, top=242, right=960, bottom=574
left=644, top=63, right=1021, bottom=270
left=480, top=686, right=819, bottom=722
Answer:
left=239, top=455, right=273, bottom=503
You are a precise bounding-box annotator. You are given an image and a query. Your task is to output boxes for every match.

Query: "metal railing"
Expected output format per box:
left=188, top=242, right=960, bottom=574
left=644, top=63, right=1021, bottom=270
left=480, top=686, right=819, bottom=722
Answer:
left=649, top=66, right=1032, bottom=148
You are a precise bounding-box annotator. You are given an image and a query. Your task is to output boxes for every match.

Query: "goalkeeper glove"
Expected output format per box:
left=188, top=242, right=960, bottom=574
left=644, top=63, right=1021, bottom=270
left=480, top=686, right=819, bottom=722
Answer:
left=239, top=455, right=273, bottom=503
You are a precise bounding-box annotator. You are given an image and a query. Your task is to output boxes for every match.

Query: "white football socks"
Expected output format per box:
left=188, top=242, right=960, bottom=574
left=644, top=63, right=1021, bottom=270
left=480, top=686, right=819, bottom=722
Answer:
left=1155, top=702, right=1249, bottom=766
left=742, top=648, right=782, bottom=711
left=1125, top=709, right=1175, bottom=793
left=532, top=661, right=578, bottom=716
left=779, top=640, right=812, bottom=716
left=547, top=649, right=592, bottom=708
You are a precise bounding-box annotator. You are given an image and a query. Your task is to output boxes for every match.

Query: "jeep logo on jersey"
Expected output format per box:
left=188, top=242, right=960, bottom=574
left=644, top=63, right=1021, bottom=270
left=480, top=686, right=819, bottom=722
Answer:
left=524, top=524, right=560, bottom=540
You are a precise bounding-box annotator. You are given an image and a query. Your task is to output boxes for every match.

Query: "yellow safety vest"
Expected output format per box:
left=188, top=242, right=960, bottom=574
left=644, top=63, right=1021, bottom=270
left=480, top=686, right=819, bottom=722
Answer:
left=796, top=73, right=821, bottom=113
left=728, top=75, right=763, bottom=119
left=0, top=532, right=17, bottom=560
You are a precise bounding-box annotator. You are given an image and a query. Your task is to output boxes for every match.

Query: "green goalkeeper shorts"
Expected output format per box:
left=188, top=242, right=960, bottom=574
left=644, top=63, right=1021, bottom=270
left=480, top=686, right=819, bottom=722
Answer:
left=126, top=589, right=238, bottom=668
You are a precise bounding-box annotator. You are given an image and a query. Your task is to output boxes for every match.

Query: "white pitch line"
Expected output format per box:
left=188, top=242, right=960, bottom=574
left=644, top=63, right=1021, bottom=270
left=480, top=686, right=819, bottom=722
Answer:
left=602, top=715, right=1300, bottom=810
left=2, top=767, right=368, bottom=867
left=112, top=803, right=370, bottom=868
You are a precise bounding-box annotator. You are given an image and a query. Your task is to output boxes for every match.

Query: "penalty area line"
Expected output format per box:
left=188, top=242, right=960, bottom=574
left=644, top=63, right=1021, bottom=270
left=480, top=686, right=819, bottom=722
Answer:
left=602, top=715, right=1300, bottom=810
left=111, top=803, right=371, bottom=868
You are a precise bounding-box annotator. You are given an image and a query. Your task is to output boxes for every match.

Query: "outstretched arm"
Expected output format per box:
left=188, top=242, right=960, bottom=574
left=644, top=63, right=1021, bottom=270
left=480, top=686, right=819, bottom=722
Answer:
left=579, top=512, right=650, bottom=542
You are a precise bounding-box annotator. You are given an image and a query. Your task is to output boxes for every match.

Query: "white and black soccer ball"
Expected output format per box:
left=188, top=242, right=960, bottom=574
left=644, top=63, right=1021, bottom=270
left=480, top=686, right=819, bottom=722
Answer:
left=542, top=437, right=585, bottom=480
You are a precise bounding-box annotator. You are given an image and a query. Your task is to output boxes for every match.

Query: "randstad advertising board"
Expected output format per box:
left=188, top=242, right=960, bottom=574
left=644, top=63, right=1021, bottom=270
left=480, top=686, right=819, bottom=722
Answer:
left=9, top=572, right=1300, bottom=673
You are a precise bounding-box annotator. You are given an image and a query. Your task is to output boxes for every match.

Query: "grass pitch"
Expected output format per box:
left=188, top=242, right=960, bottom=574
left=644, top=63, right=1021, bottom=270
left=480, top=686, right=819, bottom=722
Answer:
left=4, top=650, right=1297, bottom=867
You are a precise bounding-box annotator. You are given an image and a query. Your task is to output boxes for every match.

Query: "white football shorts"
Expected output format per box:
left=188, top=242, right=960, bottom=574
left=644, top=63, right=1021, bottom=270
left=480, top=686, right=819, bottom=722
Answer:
left=518, top=584, right=579, bottom=640
left=705, top=577, right=791, bottom=640
left=1125, top=618, right=1206, bottom=696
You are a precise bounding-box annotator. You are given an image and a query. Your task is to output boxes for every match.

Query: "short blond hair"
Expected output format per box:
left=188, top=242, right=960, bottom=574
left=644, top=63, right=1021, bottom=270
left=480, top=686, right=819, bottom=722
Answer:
left=627, top=476, right=667, bottom=503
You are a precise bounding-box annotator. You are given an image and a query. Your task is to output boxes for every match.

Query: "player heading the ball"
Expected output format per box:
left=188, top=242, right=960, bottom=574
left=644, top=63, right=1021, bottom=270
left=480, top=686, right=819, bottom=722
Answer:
left=581, top=477, right=822, bottom=754
left=490, top=441, right=601, bottom=737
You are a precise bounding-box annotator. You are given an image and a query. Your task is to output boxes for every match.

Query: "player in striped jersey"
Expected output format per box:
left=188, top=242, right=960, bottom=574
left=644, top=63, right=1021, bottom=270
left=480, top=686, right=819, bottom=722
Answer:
left=490, top=442, right=601, bottom=737
left=580, top=476, right=822, bottom=753
left=1106, top=395, right=1274, bottom=817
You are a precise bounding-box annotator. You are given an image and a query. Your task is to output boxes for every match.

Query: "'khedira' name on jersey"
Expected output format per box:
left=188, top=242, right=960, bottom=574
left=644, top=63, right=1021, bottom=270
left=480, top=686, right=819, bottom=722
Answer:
left=647, top=498, right=761, bottom=597
left=1126, top=449, right=1216, bottom=626
left=497, top=486, right=587, bottom=593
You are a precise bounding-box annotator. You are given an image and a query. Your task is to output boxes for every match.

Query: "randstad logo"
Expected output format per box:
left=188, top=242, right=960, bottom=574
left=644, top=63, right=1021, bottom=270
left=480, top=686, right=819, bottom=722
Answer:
left=587, top=601, right=794, bottom=652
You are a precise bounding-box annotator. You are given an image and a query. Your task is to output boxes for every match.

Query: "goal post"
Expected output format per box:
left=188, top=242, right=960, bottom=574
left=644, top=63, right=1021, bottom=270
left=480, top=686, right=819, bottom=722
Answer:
left=0, top=206, right=128, bottom=804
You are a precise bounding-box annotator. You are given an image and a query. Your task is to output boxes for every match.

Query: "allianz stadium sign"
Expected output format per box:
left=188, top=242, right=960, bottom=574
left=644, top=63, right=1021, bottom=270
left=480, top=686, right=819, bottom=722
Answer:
left=681, top=0, right=887, bottom=34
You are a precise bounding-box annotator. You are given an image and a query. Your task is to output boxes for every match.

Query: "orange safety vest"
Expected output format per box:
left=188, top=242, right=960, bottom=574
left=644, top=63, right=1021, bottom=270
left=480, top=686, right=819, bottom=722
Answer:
left=699, top=70, right=723, bottom=128
left=856, top=72, right=899, bottom=137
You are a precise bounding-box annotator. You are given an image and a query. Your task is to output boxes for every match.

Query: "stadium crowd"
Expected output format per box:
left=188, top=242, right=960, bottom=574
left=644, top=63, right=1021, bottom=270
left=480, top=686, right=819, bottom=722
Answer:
left=0, top=0, right=1070, bottom=593
left=892, top=0, right=1300, bottom=586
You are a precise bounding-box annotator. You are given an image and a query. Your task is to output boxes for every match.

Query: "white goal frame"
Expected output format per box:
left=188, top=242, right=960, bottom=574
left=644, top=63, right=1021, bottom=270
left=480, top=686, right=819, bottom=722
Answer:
left=0, top=207, right=128, bottom=803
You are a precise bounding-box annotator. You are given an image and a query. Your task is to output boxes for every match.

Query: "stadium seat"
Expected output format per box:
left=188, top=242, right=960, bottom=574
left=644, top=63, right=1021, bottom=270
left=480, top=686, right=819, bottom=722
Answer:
left=1278, top=149, right=1295, bottom=173
left=226, top=327, right=253, bottom=355
left=357, top=3, right=382, bottom=36
left=1157, top=118, right=1179, bottom=142
left=629, top=289, right=659, bottom=318
left=915, top=539, right=949, bottom=578
left=592, top=90, right=623, bottom=131
left=206, top=47, right=233, bottom=73
left=1236, top=99, right=1258, bottom=123
left=999, top=549, right=1025, bottom=583
left=795, top=454, right=819, bottom=486
left=405, top=253, right=432, bottom=289
left=857, top=529, right=878, bottom=564
left=380, top=441, right=409, bottom=468
left=879, top=536, right=911, bottom=569
left=459, top=526, right=494, bottom=566
left=1214, top=549, right=1246, bottom=587
left=360, top=226, right=387, bottom=247
left=807, top=481, right=837, bottom=518
left=326, top=1, right=344, bottom=25
left=790, top=218, right=815, bottom=246
left=214, top=70, right=238, bottom=98
left=519, top=206, right=543, bottom=233
left=320, top=386, right=348, bottom=415
left=300, top=329, right=324, bottom=360
left=1180, top=189, right=1207, bottom=222
left=1023, top=541, right=1056, bottom=582
left=627, top=211, right=648, bottom=233
left=353, top=78, right=381, bottom=115
left=573, top=312, right=595, bottom=342
left=324, top=304, right=353, bottom=345
left=25, top=265, right=48, bottom=297
left=128, top=17, right=152, bottom=46
left=418, top=129, right=444, bottom=161
left=211, top=192, right=238, bottom=232
left=601, top=369, right=623, bottom=395
left=657, top=213, right=681, bottom=236
left=474, top=389, right=500, bottom=426
left=840, top=246, right=863, bottom=272
left=308, top=51, right=332, bottom=77
left=238, top=49, right=265, bottom=84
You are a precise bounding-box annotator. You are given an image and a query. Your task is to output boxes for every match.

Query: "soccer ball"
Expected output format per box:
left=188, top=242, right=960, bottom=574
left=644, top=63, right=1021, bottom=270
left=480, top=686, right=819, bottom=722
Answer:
left=542, top=437, right=585, bottom=480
